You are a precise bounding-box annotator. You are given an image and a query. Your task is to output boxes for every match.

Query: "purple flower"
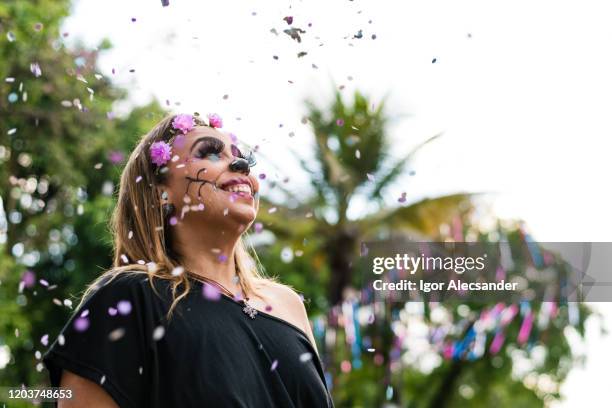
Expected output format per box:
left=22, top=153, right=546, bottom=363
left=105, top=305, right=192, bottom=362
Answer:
left=207, top=113, right=223, bottom=128
left=150, top=141, right=172, bottom=166
left=172, top=114, right=195, bottom=134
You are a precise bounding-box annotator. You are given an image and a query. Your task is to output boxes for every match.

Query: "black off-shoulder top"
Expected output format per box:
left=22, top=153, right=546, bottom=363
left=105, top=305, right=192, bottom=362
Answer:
left=42, top=273, right=334, bottom=408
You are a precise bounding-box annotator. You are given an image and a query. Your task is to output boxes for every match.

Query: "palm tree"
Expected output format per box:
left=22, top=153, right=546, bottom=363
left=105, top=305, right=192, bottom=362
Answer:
left=256, top=88, right=478, bottom=306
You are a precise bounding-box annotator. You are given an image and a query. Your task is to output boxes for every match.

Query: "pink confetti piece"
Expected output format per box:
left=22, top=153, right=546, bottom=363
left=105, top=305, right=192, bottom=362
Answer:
left=41, top=334, right=49, bottom=346
left=270, top=359, right=279, bottom=371
left=517, top=310, right=534, bottom=344
left=202, top=283, right=222, bottom=301
left=108, top=307, right=118, bottom=316
left=254, top=222, right=263, bottom=233
left=490, top=331, right=505, bottom=355
left=265, top=305, right=272, bottom=312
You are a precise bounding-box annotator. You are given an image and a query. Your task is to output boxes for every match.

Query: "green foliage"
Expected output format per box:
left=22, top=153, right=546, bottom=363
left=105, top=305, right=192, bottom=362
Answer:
left=0, top=0, right=165, bottom=390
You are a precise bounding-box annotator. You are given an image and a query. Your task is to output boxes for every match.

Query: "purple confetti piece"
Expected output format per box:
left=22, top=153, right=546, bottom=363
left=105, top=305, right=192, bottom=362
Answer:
left=254, top=222, right=263, bottom=233
left=117, top=300, right=132, bottom=315
left=74, top=317, right=90, bottom=332
left=41, top=334, right=49, bottom=346
left=21, top=270, right=36, bottom=288
left=108, top=307, right=117, bottom=316
left=270, top=359, right=278, bottom=371
left=202, top=283, right=221, bottom=301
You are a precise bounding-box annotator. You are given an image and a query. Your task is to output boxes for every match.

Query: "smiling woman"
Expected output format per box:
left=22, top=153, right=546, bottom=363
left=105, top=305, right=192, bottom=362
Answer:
left=41, top=113, right=334, bottom=408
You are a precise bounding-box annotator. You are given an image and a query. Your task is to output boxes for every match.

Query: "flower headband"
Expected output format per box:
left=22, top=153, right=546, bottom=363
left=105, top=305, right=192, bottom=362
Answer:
left=150, top=112, right=255, bottom=170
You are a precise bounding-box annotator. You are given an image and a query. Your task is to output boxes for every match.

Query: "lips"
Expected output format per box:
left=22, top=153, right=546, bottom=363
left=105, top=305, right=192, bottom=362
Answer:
left=218, top=177, right=254, bottom=196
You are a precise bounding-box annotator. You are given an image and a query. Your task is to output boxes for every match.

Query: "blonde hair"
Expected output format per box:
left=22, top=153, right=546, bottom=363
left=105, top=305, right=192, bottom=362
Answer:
left=76, top=114, right=281, bottom=321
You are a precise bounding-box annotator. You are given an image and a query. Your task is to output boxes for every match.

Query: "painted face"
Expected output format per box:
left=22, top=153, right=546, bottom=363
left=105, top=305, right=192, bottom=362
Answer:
left=161, top=126, right=260, bottom=231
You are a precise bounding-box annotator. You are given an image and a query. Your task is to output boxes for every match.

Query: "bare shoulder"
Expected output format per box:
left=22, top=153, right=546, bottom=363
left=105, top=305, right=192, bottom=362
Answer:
left=255, top=280, right=319, bottom=354
left=59, top=369, right=118, bottom=407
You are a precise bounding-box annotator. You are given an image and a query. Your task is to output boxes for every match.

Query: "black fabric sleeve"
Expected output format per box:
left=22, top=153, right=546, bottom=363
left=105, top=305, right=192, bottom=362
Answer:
left=42, top=273, right=155, bottom=408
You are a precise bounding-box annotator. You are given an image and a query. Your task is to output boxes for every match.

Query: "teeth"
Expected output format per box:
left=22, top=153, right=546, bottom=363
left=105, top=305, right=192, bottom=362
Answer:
left=224, top=183, right=251, bottom=194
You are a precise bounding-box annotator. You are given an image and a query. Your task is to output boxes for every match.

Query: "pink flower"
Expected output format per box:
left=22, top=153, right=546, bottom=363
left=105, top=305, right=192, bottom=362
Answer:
left=207, top=113, right=223, bottom=128
left=172, top=114, right=195, bottom=134
left=150, top=141, right=172, bottom=166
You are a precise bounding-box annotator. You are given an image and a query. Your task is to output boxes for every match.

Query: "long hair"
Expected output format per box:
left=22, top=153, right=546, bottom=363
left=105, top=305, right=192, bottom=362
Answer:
left=75, top=114, right=280, bottom=321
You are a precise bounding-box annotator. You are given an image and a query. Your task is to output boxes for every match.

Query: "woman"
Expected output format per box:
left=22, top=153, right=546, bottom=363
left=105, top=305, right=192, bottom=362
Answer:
left=42, top=113, right=335, bottom=408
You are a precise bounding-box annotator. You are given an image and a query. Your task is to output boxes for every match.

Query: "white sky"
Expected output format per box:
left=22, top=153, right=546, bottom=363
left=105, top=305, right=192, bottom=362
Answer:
left=61, top=0, right=611, bottom=405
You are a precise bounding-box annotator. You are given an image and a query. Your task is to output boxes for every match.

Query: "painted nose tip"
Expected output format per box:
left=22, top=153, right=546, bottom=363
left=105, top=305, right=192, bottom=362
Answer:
left=229, top=158, right=250, bottom=175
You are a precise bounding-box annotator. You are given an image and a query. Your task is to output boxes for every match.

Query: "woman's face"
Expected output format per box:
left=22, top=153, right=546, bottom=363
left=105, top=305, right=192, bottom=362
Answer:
left=160, top=126, right=260, bottom=231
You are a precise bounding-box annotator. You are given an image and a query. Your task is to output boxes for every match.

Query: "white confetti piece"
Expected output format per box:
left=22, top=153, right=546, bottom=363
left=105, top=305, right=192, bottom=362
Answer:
left=153, top=326, right=165, bottom=341
left=299, top=352, right=312, bottom=363
left=171, top=266, right=184, bottom=276
left=109, top=328, right=125, bottom=341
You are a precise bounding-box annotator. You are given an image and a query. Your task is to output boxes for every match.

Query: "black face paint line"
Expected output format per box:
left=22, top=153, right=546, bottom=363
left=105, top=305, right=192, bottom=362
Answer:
left=184, top=167, right=221, bottom=201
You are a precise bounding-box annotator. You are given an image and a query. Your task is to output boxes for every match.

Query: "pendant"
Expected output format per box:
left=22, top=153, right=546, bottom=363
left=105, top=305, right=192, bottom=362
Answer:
left=242, top=300, right=258, bottom=319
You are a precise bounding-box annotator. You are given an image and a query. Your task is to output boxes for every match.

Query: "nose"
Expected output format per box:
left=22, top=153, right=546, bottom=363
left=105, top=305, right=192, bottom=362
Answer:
left=229, top=157, right=250, bottom=175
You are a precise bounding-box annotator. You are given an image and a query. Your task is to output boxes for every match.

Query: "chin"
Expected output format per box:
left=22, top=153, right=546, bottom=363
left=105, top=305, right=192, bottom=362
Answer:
left=226, top=203, right=258, bottom=226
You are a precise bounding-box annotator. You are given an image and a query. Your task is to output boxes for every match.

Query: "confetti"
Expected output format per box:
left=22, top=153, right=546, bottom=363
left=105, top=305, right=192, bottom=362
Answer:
left=74, top=317, right=90, bottom=332
left=117, top=300, right=132, bottom=315
left=270, top=359, right=279, bottom=371
left=299, top=352, right=312, bottom=363
left=283, top=27, right=306, bottom=43
left=41, top=334, right=49, bottom=346
left=254, top=222, right=263, bottom=233
left=203, top=283, right=222, bottom=301
left=30, top=62, right=42, bottom=77
left=153, top=326, right=165, bottom=341
left=109, top=328, right=125, bottom=341
left=283, top=16, right=294, bottom=25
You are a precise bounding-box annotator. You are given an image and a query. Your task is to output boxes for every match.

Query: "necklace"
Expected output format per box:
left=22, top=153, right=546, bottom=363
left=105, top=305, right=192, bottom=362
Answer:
left=186, top=271, right=258, bottom=319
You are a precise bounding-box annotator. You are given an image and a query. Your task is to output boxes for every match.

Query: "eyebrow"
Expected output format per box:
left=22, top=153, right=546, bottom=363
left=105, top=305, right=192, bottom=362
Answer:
left=189, top=136, right=225, bottom=154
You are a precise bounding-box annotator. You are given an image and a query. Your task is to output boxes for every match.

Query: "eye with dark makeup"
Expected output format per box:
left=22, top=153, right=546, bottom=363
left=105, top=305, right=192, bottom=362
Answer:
left=194, top=138, right=225, bottom=160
